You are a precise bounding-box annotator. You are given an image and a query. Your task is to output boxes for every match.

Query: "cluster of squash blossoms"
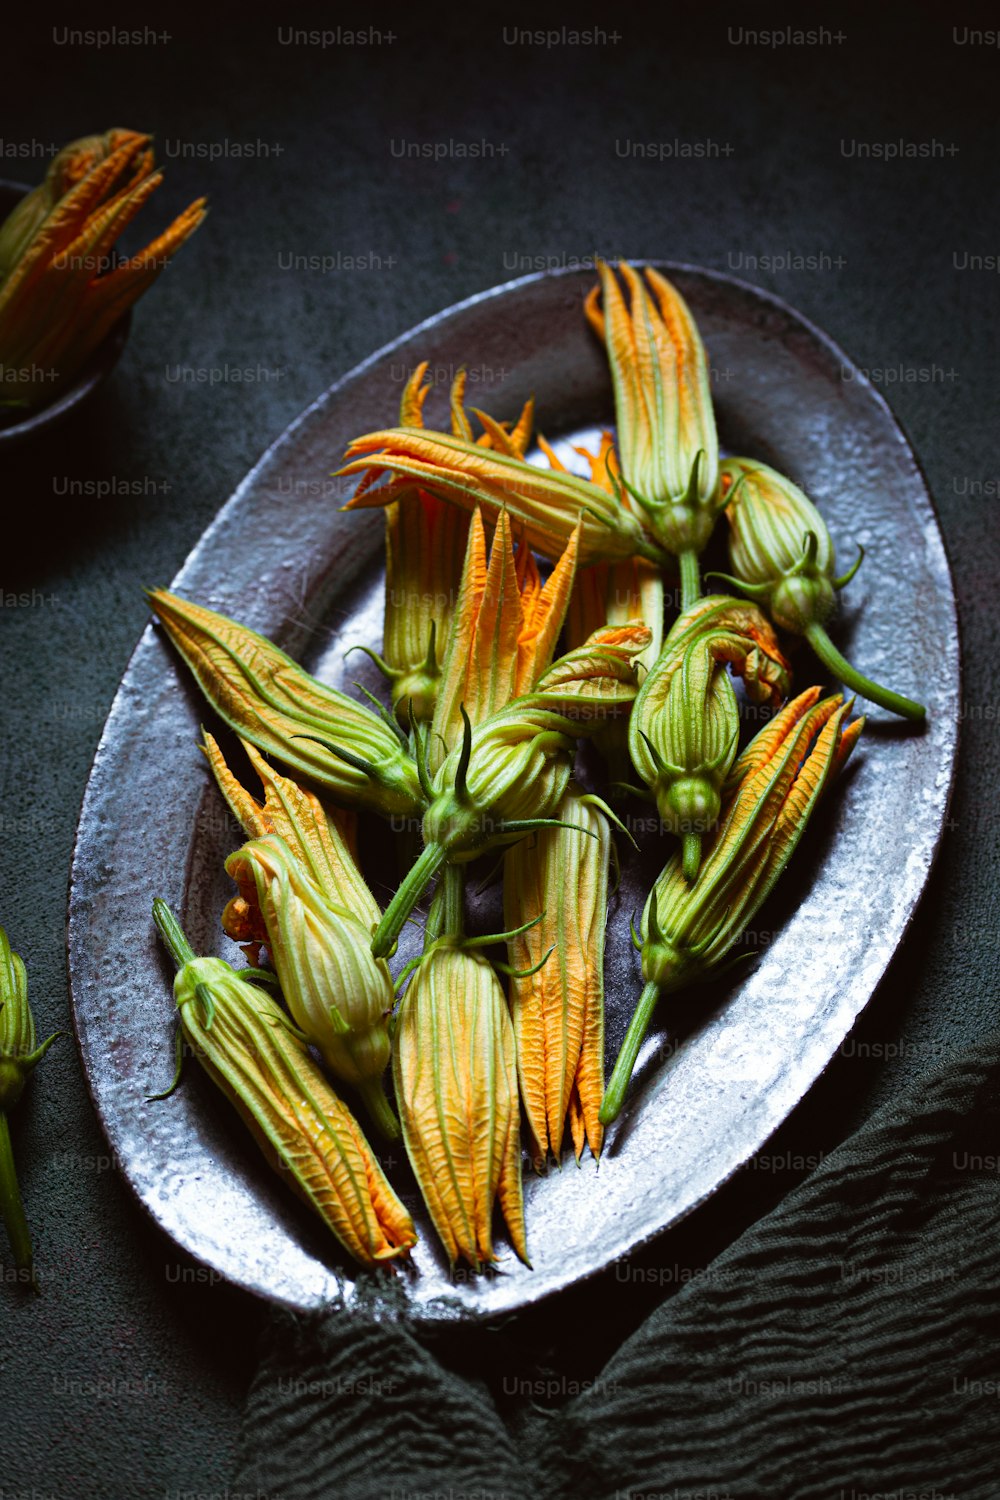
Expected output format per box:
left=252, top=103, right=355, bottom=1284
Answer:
left=147, top=261, right=925, bottom=1275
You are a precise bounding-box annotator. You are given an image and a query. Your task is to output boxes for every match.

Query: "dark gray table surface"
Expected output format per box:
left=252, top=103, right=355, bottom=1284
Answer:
left=1, top=11, right=997, bottom=1496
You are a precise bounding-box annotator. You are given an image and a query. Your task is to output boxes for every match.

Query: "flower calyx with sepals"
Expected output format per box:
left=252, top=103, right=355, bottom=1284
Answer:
left=709, top=458, right=926, bottom=722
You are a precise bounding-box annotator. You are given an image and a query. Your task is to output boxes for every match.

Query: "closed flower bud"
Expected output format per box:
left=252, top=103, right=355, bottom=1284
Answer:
left=225, top=834, right=398, bottom=1139
left=0, top=926, right=59, bottom=1287
left=148, top=589, right=426, bottom=819
left=629, top=595, right=791, bottom=878
left=393, top=939, right=526, bottom=1269
left=716, top=459, right=926, bottom=721
left=152, top=903, right=414, bottom=1267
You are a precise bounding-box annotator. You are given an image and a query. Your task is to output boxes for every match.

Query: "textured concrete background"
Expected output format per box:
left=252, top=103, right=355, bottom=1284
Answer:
left=1, top=8, right=997, bottom=1496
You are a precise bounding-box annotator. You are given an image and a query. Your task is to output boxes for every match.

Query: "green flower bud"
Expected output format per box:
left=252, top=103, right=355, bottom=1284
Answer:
left=0, top=926, right=59, bottom=1288
left=716, top=459, right=926, bottom=722
left=629, top=596, right=790, bottom=878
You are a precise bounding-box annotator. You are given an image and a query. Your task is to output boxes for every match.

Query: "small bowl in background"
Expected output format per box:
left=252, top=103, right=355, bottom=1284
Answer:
left=0, top=179, right=131, bottom=448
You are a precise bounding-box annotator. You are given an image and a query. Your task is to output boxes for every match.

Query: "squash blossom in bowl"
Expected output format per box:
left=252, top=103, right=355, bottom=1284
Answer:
left=0, top=129, right=205, bottom=409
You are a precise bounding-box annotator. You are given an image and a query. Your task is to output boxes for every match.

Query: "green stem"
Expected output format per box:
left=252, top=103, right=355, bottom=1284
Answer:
left=804, top=622, right=926, bottom=722
left=372, top=842, right=449, bottom=959
left=357, top=1078, right=401, bottom=1141
left=0, top=1111, right=35, bottom=1287
left=152, top=899, right=197, bottom=970
left=599, top=980, right=662, bottom=1125
left=682, top=832, right=702, bottom=883
left=679, top=550, right=701, bottom=614
left=425, top=863, right=465, bottom=947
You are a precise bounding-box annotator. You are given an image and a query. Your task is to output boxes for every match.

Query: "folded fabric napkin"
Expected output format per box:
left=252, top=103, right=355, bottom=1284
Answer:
left=235, top=1024, right=1000, bottom=1499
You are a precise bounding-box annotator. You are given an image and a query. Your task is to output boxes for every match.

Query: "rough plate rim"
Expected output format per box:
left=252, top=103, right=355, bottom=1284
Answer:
left=67, top=263, right=960, bottom=1323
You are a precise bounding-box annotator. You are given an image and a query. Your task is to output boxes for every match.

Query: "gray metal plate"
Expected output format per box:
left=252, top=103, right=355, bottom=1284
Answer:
left=67, top=265, right=959, bottom=1322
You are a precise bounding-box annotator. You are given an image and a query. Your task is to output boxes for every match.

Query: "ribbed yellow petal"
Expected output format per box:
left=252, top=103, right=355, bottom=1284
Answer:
left=503, top=791, right=608, bottom=1164
left=340, top=428, right=664, bottom=566
left=393, top=945, right=526, bottom=1268
left=158, top=934, right=414, bottom=1268
left=202, top=732, right=371, bottom=924
left=148, top=589, right=424, bottom=819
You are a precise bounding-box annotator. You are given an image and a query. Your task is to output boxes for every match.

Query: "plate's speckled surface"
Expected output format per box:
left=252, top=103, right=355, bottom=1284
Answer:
left=67, top=266, right=959, bottom=1322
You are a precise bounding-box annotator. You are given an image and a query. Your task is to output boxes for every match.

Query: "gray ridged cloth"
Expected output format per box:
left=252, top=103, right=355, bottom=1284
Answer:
left=235, top=1028, right=1000, bottom=1499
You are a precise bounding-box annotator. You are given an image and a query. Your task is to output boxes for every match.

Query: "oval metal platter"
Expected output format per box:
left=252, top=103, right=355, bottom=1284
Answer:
left=67, top=266, right=959, bottom=1322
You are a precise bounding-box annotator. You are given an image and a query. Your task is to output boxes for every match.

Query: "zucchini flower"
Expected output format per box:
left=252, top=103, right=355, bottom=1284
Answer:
left=504, top=789, right=610, bottom=1166
left=0, top=927, right=59, bottom=1289
left=393, top=934, right=527, bottom=1269
left=629, top=596, right=791, bottom=879
left=152, top=902, right=414, bottom=1267
left=339, top=425, right=667, bottom=567
left=429, top=504, right=579, bottom=768
left=148, top=589, right=425, bottom=820
left=361, top=365, right=538, bottom=726
left=224, top=834, right=398, bottom=1139
left=0, top=129, right=206, bottom=409
left=352, top=365, right=466, bottom=725
left=600, top=687, right=864, bottom=1123
left=201, top=731, right=368, bottom=946
left=713, top=458, right=926, bottom=721
left=371, top=624, right=649, bottom=957
left=584, top=259, right=722, bottom=609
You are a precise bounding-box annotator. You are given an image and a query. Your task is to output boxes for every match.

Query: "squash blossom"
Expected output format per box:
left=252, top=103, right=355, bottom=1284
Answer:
left=0, top=129, right=205, bottom=409
left=713, top=458, right=926, bottom=721
left=601, top=687, right=864, bottom=1123
left=339, top=424, right=667, bottom=567
left=371, top=625, right=650, bottom=958
left=201, top=731, right=367, bottom=948
left=504, top=789, right=610, bottom=1166
left=0, top=927, right=59, bottom=1289
left=148, top=589, right=425, bottom=820
left=151, top=902, right=414, bottom=1267
left=584, top=259, right=723, bottom=610
left=430, top=504, right=580, bottom=769
left=224, top=834, right=399, bottom=1140
left=629, top=595, right=791, bottom=879
left=393, top=936, right=527, bottom=1269
left=353, top=364, right=524, bottom=726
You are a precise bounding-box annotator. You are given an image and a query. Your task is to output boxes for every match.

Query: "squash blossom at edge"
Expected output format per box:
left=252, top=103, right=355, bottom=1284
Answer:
left=151, top=902, right=414, bottom=1267
left=201, top=731, right=372, bottom=949
left=601, top=687, right=864, bottom=1123
left=0, top=926, right=59, bottom=1289
left=714, top=457, right=926, bottom=722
